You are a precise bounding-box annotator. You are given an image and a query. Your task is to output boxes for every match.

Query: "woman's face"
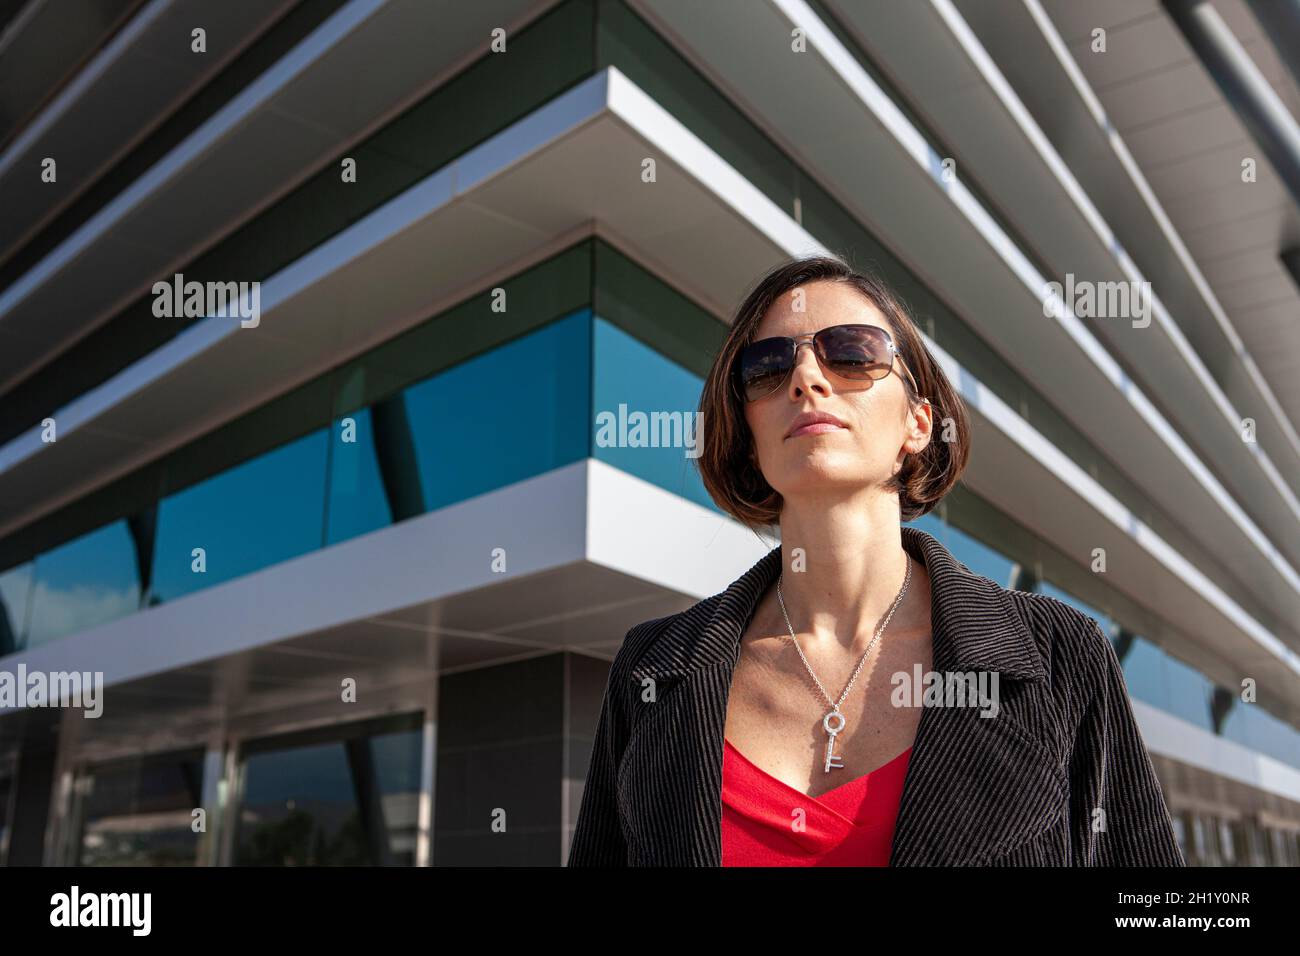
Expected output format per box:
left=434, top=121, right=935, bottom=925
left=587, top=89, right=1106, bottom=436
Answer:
left=742, top=280, right=932, bottom=503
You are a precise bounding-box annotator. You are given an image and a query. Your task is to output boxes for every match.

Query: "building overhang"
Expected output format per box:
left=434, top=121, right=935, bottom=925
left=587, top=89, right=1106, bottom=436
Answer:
left=0, top=66, right=1296, bottom=743
left=952, top=0, right=1300, bottom=503
left=820, top=0, right=1300, bottom=572
left=628, top=0, right=1300, bottom=644
left=0, top=0, right=299, bottom=270
left=2, top=457, right=1298, bottom=799
left=0, top=459, right=770, bottom=754
left=0, top=0, right=553, bottom=393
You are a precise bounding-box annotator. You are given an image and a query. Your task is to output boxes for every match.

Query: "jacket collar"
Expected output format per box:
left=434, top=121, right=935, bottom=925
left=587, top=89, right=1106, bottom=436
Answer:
left=635, top=525, right=1048, bottom=685
left=620, top=525, right=1063, bottom=866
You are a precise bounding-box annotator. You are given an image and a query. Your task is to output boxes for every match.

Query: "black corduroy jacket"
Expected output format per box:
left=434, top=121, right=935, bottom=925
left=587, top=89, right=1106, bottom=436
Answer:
left=568, top=525, right=1186, bottom=866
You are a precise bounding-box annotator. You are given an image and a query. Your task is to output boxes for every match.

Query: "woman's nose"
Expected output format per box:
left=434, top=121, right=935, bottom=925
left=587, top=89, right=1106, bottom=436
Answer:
left=788, top=343, right=828, bottom=394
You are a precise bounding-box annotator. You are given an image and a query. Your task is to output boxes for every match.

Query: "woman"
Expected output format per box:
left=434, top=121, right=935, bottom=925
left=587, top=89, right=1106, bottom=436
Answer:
left=568, top=255, right=1184, bottom=867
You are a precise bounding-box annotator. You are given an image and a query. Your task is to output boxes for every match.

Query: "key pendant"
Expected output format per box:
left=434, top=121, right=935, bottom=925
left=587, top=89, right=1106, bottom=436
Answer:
left=822, top=709, right=846, bottom=773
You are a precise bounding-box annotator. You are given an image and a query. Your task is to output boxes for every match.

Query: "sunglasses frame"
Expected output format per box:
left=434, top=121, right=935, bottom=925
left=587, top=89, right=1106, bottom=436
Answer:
left=734, top=323, right=929, bottom=405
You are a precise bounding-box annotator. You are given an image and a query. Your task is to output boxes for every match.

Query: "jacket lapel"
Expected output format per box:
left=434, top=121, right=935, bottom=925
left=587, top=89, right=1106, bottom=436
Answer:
left=623, top=526, right=1064, bottom=866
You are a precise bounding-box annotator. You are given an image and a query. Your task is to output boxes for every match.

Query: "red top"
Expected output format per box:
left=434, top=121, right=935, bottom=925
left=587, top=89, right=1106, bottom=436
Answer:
left=721, top=738, right=912, bottom=866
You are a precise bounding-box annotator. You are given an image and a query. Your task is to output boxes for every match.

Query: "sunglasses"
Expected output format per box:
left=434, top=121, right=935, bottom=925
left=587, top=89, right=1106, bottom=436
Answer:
left=734, top=323, right=927, bottom=404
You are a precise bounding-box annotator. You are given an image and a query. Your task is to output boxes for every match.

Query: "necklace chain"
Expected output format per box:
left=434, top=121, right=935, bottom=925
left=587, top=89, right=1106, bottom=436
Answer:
left=776, top=555, right=912, bottom=715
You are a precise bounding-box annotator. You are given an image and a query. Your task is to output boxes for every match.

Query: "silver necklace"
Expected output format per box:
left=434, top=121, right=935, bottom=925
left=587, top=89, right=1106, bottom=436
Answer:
left=776, top=556, right=912, bottom=773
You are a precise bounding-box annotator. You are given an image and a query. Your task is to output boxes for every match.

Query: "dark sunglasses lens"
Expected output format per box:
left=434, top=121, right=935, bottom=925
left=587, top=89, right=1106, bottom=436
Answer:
left=816, top=325, right=892, bottom=379
left=737, top=338, right=793, bottom=400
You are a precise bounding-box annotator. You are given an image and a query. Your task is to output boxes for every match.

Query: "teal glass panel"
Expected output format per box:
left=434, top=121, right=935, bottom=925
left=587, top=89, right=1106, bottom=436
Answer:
left=591, top=316, right=715, bottom=513
left=150, top=429, right=330, bottom=603
left=1120, top=637, right=1171, bottom=712
left=1162, top=652, right=1215, bottom=732
left=325, top=405, right=395, bottom=546
left=26, top=521, right=141, bottom=647
left=906, top=511, right=946, bottom=540
left=1254, top=709, right=1300, bottom=770
left=0, top=562, right=33, bottom=655
left=1223, top=703, right=1300, bottom=770
left=404, top=309, right=591, bottom=512
left=1220, top=699, right=1253, bottom=750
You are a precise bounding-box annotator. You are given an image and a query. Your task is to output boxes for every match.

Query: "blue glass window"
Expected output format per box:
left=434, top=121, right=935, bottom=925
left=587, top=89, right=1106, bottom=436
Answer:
left=236, top=726, right=422, bottom=866
left=325, top=405, right=395, bottom=546
left=1120, top=637, right=1171, bottom=712
left=26, top=521, right=141, bottom=646
left=0, top=562, right=33, bottom=655
left=150, top=429, right=330, bottom=603
left=1162, top=652, right=1215, bottom=732
left=591, top=317, right=714, bottom=513
left=403, top=310, right=590, bottom=513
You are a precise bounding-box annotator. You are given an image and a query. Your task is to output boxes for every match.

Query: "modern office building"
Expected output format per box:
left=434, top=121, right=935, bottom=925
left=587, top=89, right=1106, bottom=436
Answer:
left=0, top=0, right=1298, bottom=866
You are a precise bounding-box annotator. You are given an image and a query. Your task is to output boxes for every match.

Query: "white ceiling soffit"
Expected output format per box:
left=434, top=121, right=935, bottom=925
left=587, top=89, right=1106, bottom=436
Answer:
left=0, top=0, right=552, bottom=395
left=953, top=0, right=1300, bottom=499
left=630, top=0, right=1300, bottom=624
left=0, top=0, right=301, bottom=272
left=824, top=0, right=1300, bottom=585
left=0, top=67, right=1295, bottom=721
left=0, top=459, right=767, bottom=703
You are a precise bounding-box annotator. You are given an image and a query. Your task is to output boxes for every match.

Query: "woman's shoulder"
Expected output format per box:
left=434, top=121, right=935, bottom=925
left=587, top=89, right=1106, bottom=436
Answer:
left=610, top=590, right=728, bottom=672
left=996, top=582, right=1119, bottom=685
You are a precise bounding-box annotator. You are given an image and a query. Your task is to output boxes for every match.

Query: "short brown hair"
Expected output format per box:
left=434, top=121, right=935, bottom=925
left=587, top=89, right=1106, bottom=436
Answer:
left=696, top=254, right=970, bottom=530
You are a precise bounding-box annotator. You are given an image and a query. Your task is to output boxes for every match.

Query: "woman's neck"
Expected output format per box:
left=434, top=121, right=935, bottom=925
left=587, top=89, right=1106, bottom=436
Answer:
left=774, top=491, right=919, bottom=654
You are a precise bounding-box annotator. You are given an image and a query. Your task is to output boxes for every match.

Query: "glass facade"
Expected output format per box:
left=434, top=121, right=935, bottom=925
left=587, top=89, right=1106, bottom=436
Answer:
left=234, top=715, right=423, bottom=866
left=0, top=562, right=33, bottom=656
left=911, top=507, right=1299, bottom=769
left=26, top=520, right=141, bottom=648
left=0, top=238, right=723, bottom=635
left=150, top=430, right=330, bottom=604
left=72, top=748, right=205, bottom=866
left=0, top=771, right=11, bottom=866
left=2, top=0, right=1285, bottom=663
left=0, top=0, right=1296, bottom=867
left=1, top=235, right=1298, bottom=779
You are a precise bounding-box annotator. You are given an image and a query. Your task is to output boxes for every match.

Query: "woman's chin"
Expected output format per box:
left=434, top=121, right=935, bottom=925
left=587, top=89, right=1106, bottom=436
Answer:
left=771, top=461, right=871, bottom=493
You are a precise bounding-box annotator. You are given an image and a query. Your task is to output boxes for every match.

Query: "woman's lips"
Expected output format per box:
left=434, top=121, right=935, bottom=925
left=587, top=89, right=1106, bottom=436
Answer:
left=787, top=422, right=846, bottom=438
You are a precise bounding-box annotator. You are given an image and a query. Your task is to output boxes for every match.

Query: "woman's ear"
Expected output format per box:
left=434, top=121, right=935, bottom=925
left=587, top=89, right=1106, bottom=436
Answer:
left=904, top=398, right=935, bottom=456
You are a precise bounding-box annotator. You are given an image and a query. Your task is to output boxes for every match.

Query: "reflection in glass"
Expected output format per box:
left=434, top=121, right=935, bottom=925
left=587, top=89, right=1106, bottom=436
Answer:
left=27, top=522, right=141, bottom=647
left=150, top=429, right=329, bottom=603
left=236, top=725, right=421, bottom=866
left=1162, top=652, right=1214, bottom=732
left=1223, top=703, right=1300, bottom=772
left=404, top=310, right=590, bottom=513
left=1119, top=636, right=1170, bottom=712
left=0, top=562, right=33, bottom=656
left=592, top=317, right=715, bottom=513
left=0, top=773, right=10, bottom=865
left=325, top=405, right=395, bottom=546
left=75, top=750, right=205, bottom=866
